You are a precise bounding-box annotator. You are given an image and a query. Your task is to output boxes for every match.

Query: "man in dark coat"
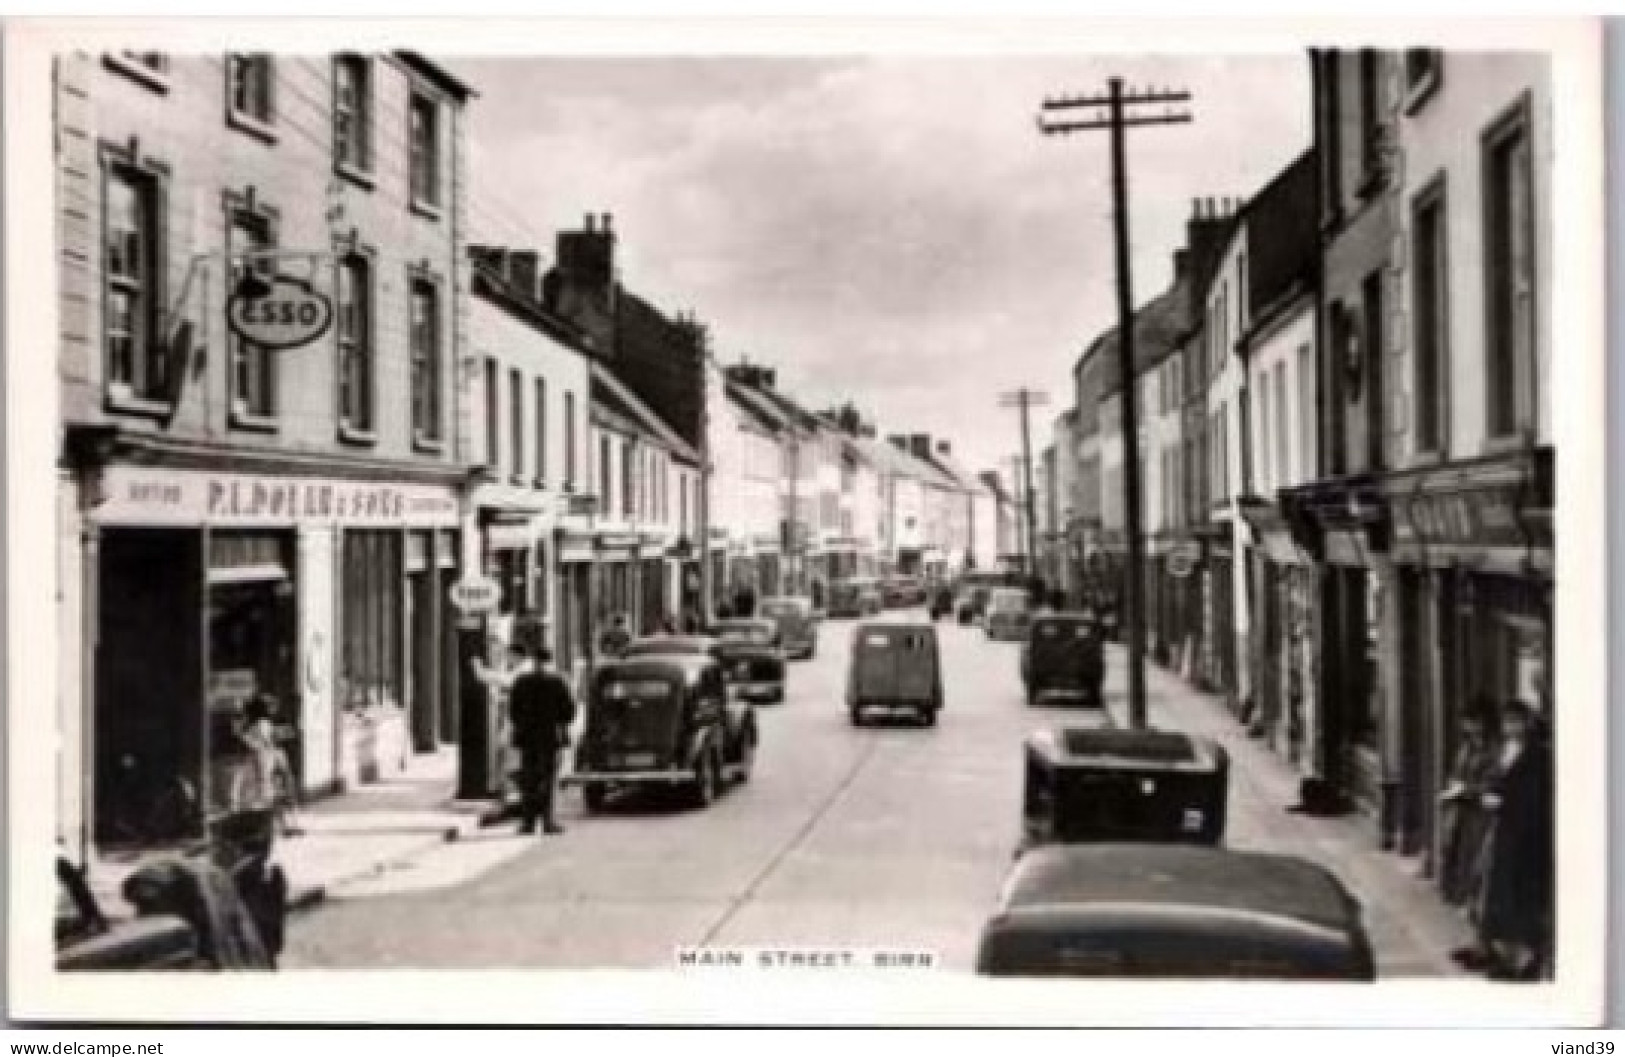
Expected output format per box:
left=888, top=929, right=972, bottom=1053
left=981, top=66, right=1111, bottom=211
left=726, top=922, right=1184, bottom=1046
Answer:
left=1474, top=700, right=1554, bottom=980
left=506, top=644, right=578, bottom=835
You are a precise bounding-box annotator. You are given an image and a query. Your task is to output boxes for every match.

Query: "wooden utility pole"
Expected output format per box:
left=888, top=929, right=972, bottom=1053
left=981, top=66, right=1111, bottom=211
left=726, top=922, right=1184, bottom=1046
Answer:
left=998, top=388, right=1049, bottom=577
left=1039, top=78, right=1191, bottom=730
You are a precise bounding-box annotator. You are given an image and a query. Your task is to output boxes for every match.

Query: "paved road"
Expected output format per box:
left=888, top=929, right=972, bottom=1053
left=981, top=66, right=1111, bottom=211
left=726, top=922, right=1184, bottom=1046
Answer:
left=285, top=612, right=1467, bottom=973
left=286, top=610, right=1040, bottom=970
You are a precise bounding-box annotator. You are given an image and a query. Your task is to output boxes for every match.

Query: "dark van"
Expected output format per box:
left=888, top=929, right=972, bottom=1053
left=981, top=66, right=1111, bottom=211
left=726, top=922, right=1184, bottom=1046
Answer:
left=846, top=622, right=943, bottom=727
left=1020, top=612, right=1106, bottom=708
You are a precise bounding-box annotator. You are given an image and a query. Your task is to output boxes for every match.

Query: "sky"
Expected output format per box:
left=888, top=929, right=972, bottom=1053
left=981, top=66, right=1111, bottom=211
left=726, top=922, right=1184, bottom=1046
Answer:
left=448, top=54, right=1310, bottom=477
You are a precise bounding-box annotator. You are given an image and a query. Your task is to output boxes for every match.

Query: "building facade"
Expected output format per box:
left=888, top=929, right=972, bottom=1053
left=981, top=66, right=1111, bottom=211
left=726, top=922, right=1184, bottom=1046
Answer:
left=56, top=52, right=473, bottom=860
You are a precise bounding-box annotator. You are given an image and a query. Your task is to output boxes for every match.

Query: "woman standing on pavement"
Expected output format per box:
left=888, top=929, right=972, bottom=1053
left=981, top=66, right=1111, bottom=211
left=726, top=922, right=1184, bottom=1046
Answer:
left=1438, top=699, right=1499, bottom=907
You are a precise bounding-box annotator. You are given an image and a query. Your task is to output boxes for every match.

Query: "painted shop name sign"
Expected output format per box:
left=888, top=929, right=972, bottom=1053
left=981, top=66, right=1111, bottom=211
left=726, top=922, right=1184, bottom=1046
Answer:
left=95, top=467, right=459, bottom=528
left=1395, top=487, right=1525, bottom=548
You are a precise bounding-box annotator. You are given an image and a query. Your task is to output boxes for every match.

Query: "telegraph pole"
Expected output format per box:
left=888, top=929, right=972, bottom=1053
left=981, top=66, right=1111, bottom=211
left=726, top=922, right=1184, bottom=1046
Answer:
left=1039, top=78, right=1191, bottom=730
left=998, top=388, right=1048, bottom=578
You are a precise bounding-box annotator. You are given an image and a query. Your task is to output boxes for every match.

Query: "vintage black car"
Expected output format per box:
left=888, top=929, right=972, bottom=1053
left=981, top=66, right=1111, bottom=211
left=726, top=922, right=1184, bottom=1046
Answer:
left=759, top=596, right=818, bottom=660
left=1020, top=727, right=1229, bottom=851
left=56, top=857, right=202, bottom=970
left=1020, top=611, right=1106, bottom=707
left=975, top=844, right=1377, bottom=979
left=712, top=618, right=788, bottom=703
left=847, top=622, right=943, bottom=726
left=565, top=655, right=757, bottom=812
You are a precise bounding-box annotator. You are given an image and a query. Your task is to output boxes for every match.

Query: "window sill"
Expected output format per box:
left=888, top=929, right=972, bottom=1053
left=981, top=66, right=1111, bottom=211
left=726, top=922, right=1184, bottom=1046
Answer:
left=335, top=161, right=375, bottom=192
left=410, top=197, right=444, bottom=222
left=533, top=478, right=549, bottom=491
left=227, top=108, right=279, bottom=146
left=338, top=422, right=378, bottom=447
left=412, top=432, right=446, bottom=455
left=230, top=406, right=280, bottom=434
left=1483, top=431, right=1533, bottom=458
left=105, top=387, right=172, bottom=420
left=104, top=56, right=170, bottom=93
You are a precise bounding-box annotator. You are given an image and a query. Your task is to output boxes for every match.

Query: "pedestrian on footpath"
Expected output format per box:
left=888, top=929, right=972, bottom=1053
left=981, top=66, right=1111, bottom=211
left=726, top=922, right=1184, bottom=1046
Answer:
left=472, top=640, right=533, bottom=827
left=506, top=643, right=578, bottom=836
left=1453, top=698, right=1553, bottom=980
left=1438, top=699, right=1498, bottom=907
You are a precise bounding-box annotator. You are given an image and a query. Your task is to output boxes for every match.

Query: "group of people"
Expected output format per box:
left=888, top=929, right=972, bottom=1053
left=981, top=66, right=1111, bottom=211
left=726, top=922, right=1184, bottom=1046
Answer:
left=1439, top=696, right=1554, bottom=982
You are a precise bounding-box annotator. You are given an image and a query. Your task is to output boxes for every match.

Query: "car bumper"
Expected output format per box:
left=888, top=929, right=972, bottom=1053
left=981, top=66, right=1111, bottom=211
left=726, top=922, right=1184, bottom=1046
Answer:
left=734, top=682, right=784, bottom=701
left=562, top=767, right=697, bottom=786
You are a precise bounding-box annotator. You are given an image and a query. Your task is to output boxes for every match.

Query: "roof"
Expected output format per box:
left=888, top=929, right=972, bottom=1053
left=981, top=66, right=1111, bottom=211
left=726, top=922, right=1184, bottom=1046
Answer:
left=1026, top=727, right=1225, bottom=773
left=590, top=363, right=700, bottom=464
left=853, top=435, right=959, bottom=491
left=1243, top=148, right=1318, bottom=321
left=1000, top=845, right=1360, bottom=932
left=724, top=379, right=792, bottom=435
left=396, top=52, right=476, bottom=101
left=1096, top=274, right=1192, bottom=399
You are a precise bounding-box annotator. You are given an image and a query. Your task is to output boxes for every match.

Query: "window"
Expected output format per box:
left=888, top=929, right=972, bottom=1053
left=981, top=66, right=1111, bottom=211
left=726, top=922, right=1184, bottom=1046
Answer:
left=409, top=94, right=440, bottom=210
left=106, top=52, right=170, bottom=91
left=337, top=254, right=373, bottom=436
left=1412, top=180, right=1449, bottom=454
left=228, top=202, right=276, bottom=422
left=1363, top=271, right=1386, bottom=470
left=1321, top=51, right=1343, bottom=214
left=564, top=392, right=578, bottom=487
left=1298, top=343, right=1315, bottom=481
left=622, top=441, right=635, bottom=519
left=333, top=56, right=372, bottom=176
left=409, top=279, right=442, bottom=444
left=340, top=530, right=402, bottom=715
left=1274, top=363, right=1289, bottom=487
left=1258, top=377, right=1272, bottom=494
left=600, top=435, right=612, bottom=516
left=681, top=475, right=690, bottom=536
left=227, top=54, right=274, bottom=131
left=510, top=369, right=525, bottom=482
left=103, top=160, right=166, bottom=404
left=1359, top=49, right=1383, bottom=186
left=534, top=378, right=547, bottom=483
left=1484, top=98, right=1536, bottom=441
left=1404, top=49, right=1443, bottom=113
left=484, top=357, right=499, bottom=470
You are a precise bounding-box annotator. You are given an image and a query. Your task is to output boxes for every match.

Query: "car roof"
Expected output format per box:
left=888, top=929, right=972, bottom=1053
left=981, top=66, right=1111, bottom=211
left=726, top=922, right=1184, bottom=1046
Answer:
left=999, top=844, right=1360, bottom=932
left=1025, top=727, right=1224, bottom=771
left=599, top=654, right=717, bottom=682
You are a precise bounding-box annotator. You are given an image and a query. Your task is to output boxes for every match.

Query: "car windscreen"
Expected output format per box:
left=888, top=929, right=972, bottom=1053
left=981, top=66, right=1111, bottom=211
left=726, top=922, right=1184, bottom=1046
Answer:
left=761, top=602, right=802, bottom=618
left=989, top=590, right=1028, bottom=612
left=600, top=679, right=676, bottom=701
left=717, top=624, right=773, bottom=645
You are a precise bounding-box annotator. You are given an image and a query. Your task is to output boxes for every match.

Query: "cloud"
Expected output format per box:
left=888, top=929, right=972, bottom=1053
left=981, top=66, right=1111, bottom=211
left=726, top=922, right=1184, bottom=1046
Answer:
left=449, top=53, right=1308, bottom=473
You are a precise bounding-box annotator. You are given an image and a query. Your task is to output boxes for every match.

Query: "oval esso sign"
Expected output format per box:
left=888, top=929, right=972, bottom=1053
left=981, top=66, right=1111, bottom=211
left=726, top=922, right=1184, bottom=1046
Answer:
left=227, top=276, right=335, bottom=351
left=449, top=576, right=501, bottom=615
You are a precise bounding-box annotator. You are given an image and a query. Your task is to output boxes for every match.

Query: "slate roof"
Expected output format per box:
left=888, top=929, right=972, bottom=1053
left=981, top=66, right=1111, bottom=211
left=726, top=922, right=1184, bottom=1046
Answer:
left=590, top=362, right=700, bottom=464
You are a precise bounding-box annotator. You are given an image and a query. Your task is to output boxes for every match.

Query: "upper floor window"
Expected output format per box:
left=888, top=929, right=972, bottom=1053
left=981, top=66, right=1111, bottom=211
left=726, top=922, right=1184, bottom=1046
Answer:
left=409, top=93, right=441, bottom=211
left=1359, top=49, right=1384, bottom=188
left=227, top=54, right=275, bottom=133
left=409, top=278, right=442, bottom=445
left=510, top=368, right=525, bottom=482
left=103, top=158, right=168, bottom=406
left=105, top=52, right=170, bottom=92
left=1484, top=97, right=1537, bottom=441
left=599, top=435, right=613, bottom=516
left=564, top=391, right=578, bottom=487
left=228, top=199, right=277, bottom=423
left=337, top=253, right=374, bottom=437
left=1273, top=363, right=1289, bottom=486
left=534, top=378, right=548, bottom=484
left=484, top=357, right=499, bottom=470
left=1404, top=49, right=1443, bottom=114
left=1411, top=179, right=1449, bottom=455
left=621, top=440, right=635, bottom=518
left=333, top=56, right=373, bottom=177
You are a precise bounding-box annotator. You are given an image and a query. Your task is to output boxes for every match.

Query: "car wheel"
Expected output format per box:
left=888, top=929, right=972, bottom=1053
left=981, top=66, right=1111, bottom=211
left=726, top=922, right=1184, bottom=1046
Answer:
left=582, top=784, right=608, bottom=814
left=685, top=744, right=718, bottom=803
left=920, top=708, right=938, bottom=728
left=849, top=706, right=864, bottom=727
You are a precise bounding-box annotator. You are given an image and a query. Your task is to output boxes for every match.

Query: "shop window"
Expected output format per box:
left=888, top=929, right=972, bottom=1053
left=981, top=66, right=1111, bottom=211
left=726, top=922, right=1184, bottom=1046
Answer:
left=340, top=530, right=402, bottom=716
left=103, top=154, right=168, bottom=408
left=1483, top=96, right=1537, bottom=442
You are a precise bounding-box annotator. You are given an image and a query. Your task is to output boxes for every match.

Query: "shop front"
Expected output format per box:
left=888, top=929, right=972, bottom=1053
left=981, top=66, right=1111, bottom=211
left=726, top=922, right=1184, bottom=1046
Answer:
left=1239, top=498, right=1320, bottom=769
left=1383, top=448, right=1553, bottom=872
left=82, top=461, right=463, bottom=851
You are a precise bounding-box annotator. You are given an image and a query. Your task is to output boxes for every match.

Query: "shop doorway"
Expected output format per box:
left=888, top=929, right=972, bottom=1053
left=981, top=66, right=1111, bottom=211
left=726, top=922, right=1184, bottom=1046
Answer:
left=95, top=529, right=205, bottom=848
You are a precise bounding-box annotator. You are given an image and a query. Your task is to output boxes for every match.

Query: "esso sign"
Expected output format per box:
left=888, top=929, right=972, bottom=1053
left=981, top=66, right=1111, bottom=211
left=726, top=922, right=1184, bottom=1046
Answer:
left=227, top=275, right=335, bottom=351
left=449, top=576, right=501, bottom=615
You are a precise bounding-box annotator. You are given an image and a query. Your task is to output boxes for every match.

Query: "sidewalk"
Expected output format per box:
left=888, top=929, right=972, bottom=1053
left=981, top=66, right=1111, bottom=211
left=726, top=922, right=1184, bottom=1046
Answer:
left=92, top=747, right=483, bottom=920
left=1102, top=648, right=1476, bottom=978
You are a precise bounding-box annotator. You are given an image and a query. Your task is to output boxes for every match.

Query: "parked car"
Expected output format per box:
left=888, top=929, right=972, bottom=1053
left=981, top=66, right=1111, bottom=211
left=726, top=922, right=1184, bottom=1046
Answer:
left=975, top=843, right=1377, bottom=979
left=846, top=621, right=943, bottom=727
left=759, top=596, right=818, bottom=660
left=881, top=575, right=925, bottom=609
left=1019, top=727, right=1229, bottom=852
left=712, top=618, right=788, bottom=703
left=565, top=654, right=756, bottom=812
left=1020, top=612, right=1106, bottom=708
left=56, top=857, right=202, bottom=971
left=828, top=578, right=879, bottom=619
left=985, top=587, right=1033, bottom=641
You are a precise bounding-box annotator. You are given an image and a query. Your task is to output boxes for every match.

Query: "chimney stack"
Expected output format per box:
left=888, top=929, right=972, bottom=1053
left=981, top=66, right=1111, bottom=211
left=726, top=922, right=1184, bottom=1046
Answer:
left=936, top=440, right=951, bottom=457
left=556, top=214, right=617, bottom=296
left=908, top=433, right=932, bottom=461
left=888, top=434, right=909, bottom=452
left=508, top=250, right=541, bottom=301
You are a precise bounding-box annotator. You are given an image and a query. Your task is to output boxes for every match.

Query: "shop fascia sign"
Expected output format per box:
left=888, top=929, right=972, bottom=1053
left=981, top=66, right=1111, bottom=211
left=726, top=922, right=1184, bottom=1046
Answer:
left=91, top=465, right=458, bottom=527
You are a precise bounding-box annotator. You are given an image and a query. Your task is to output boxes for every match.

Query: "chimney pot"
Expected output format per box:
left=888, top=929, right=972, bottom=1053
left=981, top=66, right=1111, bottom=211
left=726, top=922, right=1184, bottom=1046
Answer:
left=601, top=212, right=614, bottom=234
left=584, top=213, right=595, bottom=232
